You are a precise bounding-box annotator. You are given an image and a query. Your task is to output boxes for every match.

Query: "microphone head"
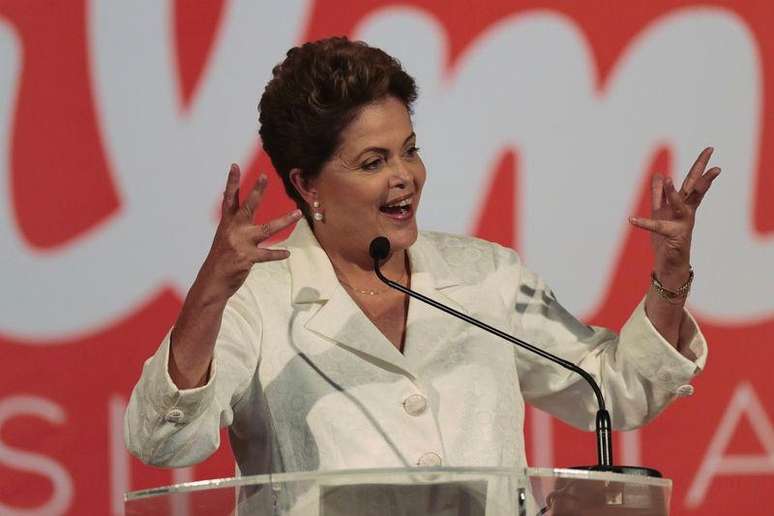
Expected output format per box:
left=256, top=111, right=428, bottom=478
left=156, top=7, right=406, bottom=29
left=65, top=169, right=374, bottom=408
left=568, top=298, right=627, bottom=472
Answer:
left=369, top=237, right=391, bottom=261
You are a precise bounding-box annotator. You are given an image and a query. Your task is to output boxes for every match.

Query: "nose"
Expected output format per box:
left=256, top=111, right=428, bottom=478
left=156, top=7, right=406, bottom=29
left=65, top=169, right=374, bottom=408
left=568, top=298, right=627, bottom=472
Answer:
left=390, top=160, right=413, bottom=188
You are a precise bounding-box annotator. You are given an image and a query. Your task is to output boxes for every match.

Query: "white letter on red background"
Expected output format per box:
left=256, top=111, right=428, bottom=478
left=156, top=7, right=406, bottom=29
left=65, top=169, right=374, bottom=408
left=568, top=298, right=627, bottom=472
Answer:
left=0, top=396, right=73, bottom=516
left=686, top=382, right=774, bottom=507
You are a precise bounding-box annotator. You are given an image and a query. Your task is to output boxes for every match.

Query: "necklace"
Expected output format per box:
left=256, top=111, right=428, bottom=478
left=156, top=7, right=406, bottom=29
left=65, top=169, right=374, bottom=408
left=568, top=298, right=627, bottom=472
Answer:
left=337, top=269, right=407, bottom=296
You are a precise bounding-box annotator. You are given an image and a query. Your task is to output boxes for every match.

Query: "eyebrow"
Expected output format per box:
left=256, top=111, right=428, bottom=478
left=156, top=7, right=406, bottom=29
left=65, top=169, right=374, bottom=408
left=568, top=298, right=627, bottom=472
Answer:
left=353, top=132, right=416, bottom=161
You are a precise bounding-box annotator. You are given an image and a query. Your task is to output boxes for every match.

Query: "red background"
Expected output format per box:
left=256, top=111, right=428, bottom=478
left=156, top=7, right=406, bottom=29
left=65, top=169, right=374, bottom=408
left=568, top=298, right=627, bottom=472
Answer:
left=1, top=1, right=772, bottom=514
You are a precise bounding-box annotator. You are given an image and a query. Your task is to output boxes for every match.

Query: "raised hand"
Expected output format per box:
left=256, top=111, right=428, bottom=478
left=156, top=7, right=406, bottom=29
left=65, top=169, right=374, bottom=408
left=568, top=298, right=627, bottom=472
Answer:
left=629, top=147, right=721, bottom=284
left=196, top=164, right=302, bottom=303
left=168, top=164, right=301, bottom=388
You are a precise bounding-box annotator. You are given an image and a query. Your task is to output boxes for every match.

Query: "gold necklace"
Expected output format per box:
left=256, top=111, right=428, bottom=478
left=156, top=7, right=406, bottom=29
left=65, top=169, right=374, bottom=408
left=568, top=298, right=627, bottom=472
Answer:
left=337, top=269, right=407, bottom=296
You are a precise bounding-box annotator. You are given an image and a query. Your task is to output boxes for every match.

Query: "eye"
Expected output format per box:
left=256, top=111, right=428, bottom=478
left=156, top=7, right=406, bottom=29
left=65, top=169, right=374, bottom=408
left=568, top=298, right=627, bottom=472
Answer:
left=405, top=146, right=420, bottom=157
left=361, top=157, right=384, bottom=171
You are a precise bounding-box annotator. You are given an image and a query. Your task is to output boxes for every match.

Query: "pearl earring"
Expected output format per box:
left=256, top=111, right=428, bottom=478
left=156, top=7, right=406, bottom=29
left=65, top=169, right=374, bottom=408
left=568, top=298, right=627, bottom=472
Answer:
left=312, top=200, right=324, bottom=222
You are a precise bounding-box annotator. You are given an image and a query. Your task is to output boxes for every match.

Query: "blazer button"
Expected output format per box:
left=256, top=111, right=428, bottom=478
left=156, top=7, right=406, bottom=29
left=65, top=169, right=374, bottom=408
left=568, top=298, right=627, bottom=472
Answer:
left=417, top=452, right=442, bottom=467
left=164, top=408, right=184, bottom=423
left=676, top=384, right=695, bottom=397
left=403, top=394, right=428, bottom=416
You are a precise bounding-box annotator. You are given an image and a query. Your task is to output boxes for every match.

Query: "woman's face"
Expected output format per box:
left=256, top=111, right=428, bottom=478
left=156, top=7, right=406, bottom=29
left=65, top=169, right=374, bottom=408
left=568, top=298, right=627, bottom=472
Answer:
left=309, top=96, right=426, bottom=261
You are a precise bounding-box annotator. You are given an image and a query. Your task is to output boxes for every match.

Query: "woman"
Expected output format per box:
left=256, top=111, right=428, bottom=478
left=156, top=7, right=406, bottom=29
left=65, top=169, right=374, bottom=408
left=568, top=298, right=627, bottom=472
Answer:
left=125, top=37, right=717, bottom=477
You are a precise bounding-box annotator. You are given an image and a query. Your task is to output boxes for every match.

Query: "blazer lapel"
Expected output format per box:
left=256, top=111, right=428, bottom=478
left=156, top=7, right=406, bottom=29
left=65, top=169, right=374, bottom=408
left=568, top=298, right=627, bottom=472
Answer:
left=402, top=234, right=472, bottom=366
left=303, top=286, right=419, bottom=378
left=285, top=220, right=420, bottom=378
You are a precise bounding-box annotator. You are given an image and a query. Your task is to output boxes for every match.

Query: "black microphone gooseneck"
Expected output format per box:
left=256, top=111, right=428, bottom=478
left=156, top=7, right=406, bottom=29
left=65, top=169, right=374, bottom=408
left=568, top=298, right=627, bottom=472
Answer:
left=369, top=236, right=660, bottom=476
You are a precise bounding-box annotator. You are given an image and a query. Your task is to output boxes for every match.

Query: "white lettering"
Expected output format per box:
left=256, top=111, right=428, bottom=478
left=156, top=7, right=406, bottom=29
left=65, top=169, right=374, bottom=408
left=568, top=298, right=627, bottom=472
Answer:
left=171, top=467, right=194, bottom=516
left=0, top=396, right=74, bottom=516
left=685, top=382, right=774, bottom=507
left=0, top=5, right=764, bottom=338
left=355, top=7, right=763, bottom=319
left=619, top=429, right=642, bottom=466
left=528, top=406, right=554, bottom=467
left=0, top=0, right=309, bottom=339
left=109, top=396, right=129, bottom=516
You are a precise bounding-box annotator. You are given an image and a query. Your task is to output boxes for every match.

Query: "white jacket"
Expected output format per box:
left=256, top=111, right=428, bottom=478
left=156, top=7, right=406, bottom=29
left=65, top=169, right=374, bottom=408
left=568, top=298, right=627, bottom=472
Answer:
left=125, top=219, right=706, bottom=476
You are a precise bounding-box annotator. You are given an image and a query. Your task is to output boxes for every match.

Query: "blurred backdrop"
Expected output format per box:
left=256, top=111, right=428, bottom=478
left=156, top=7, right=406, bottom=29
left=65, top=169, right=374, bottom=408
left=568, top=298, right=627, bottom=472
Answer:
left=1, top=1, right=773, bottom=514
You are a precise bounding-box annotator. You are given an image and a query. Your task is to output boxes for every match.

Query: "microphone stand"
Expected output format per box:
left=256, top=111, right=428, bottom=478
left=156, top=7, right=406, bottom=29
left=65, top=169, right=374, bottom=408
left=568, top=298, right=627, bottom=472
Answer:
left=370, top=238, right=660, bottom=477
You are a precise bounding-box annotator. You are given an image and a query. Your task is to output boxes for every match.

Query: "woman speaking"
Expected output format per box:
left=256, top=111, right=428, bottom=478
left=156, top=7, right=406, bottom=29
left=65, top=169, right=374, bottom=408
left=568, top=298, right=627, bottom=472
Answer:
left=125, top=37, right=717, bottom=478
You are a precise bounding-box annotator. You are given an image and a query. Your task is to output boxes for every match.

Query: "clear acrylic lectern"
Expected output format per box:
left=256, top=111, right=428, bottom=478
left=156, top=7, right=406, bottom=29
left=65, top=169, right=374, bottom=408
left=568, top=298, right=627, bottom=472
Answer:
left=125, top=467, right=671, bottom=515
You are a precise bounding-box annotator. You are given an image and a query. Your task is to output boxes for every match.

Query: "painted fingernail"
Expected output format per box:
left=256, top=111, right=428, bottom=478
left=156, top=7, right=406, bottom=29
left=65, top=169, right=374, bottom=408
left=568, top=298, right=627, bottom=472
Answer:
left=292, top=209, right=303, bottom=218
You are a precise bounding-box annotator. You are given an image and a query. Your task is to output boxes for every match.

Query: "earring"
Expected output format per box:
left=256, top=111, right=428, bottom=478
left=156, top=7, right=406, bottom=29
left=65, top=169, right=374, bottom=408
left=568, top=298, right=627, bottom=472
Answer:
left=312, top=200, right=324, bottom=222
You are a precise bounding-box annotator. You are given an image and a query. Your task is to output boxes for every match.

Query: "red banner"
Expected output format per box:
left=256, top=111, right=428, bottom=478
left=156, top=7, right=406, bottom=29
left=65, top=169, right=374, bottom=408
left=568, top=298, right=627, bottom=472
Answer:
left=1, top=1, right=772, bottom=514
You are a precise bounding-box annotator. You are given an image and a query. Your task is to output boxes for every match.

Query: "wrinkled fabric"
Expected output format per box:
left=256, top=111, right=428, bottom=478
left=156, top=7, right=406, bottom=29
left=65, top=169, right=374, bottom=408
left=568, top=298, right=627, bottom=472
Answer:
left=125, top=219, right=706, bottom=476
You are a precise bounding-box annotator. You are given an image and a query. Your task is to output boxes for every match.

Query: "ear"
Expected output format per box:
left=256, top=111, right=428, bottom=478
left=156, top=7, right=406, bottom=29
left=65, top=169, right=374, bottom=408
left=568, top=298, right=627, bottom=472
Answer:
left=289, top=168, right=317, bottom=206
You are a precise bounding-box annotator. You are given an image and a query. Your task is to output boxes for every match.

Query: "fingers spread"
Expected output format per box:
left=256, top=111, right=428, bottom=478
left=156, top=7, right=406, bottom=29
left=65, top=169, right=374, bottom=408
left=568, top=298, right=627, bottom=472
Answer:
left=243, top=174, right=268, bottom=216
left=250, top=209, right=304, bottom=243
left=681, top=146, right=713, bottom=195
left=222, top=164, right=241, bottom=215
left=686, top=167, right=721, bottom=206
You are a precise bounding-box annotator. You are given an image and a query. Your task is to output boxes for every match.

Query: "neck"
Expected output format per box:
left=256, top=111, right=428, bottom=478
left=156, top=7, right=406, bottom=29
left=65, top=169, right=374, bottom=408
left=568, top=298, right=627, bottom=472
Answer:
left=332, top=246, right=407, bottom=282
left=315, top=233, right=408, bottom=286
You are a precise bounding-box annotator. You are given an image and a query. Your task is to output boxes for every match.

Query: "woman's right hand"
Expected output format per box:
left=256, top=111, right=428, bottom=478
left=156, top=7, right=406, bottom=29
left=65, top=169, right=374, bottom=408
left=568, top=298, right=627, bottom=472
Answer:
left=169, top=164, right=301, bottom=389
left=194, top=163, right=302, bottom=305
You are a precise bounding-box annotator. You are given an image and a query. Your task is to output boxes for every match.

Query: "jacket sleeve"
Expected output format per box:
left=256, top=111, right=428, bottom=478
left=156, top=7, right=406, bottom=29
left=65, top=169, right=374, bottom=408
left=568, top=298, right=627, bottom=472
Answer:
left=495, top=246, right=707, bottom=431
left=124, top=283, right=262, bottom=467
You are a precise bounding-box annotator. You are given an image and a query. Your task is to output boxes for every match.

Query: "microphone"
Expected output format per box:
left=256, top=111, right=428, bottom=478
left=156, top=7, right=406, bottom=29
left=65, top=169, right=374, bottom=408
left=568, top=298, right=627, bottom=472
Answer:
left=369, top=236, right=660, bottom=477
left=369, top=236, right=391, bottom=262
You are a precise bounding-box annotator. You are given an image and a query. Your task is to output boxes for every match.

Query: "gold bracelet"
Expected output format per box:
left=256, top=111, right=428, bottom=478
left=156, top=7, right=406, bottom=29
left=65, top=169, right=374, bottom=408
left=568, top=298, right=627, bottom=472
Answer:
left=651, top=267, right=694, bottom=302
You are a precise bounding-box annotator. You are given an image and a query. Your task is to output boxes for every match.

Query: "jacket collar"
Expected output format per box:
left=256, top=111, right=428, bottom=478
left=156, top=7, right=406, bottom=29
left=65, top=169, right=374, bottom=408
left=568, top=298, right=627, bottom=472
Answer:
left=283, top=220, right=469, bottom=378
left=284, top=219, right=461, bottom=304
left=284, top=219, right=340, bottom=304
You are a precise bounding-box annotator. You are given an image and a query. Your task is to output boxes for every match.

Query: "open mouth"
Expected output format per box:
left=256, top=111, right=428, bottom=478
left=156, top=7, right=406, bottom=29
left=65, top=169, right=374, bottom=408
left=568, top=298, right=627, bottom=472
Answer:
left=379, top=196, right=414, bottom=220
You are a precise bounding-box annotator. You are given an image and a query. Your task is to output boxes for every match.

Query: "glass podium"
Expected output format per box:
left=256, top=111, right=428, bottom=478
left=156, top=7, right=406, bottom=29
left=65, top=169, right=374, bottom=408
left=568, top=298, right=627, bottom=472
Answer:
left=125, top=467, right=672, bottom=515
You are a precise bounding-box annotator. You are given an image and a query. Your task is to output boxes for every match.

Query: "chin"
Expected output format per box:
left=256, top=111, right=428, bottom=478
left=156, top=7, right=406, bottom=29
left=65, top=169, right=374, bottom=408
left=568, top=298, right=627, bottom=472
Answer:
left=385, top=225, right=418, bottom=252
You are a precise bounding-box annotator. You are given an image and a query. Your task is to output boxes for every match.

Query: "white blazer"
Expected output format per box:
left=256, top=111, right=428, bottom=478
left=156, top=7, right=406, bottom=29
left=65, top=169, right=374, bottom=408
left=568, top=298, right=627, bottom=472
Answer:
left=125, top=219, right=706, bottom=476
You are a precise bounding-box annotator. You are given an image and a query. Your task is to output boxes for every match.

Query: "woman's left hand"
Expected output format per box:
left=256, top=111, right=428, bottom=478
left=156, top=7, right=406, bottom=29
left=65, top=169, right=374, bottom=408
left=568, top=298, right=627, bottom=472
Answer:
left=629, top=147, right=720, bottom=286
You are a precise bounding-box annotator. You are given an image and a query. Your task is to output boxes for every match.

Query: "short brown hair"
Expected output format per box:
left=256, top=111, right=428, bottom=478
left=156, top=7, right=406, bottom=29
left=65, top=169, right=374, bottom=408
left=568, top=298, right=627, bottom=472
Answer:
left=258, top=37, right=418, bottom=219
